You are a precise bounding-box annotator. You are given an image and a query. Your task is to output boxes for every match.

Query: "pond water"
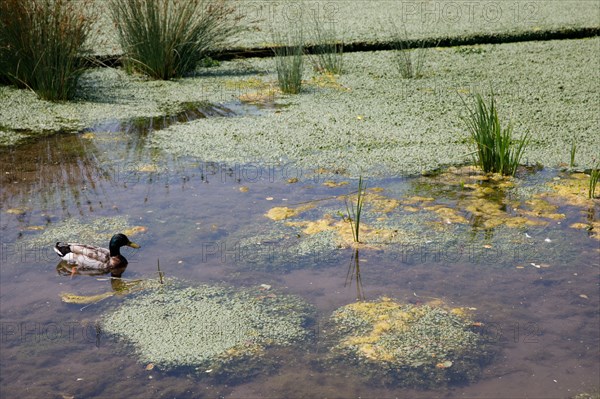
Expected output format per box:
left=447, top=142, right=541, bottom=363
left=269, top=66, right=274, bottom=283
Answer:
left=0, top=110, right=598, bottom=399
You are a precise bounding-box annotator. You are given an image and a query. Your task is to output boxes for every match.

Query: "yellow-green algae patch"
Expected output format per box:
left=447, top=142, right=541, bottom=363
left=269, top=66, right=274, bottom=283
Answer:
left=286, top=215, right=399, bottom=249
left=243, top=168, right=599, bottom=271
left=543, top=173, right=597, bottom=206
left=362, top=189, right=401, bottom=214
left=327, top=297, right=493, bottom=387
left=102, top=283, right=313, bottom=379
left=265, top=204, right=314, bottom=221
left=60, top=276, right=162, bottom=303
left=264, top=192, right=406, bottom=249
left=538, top=172, right=600, bottom=240
left=412, top=166, right=566, bottom=230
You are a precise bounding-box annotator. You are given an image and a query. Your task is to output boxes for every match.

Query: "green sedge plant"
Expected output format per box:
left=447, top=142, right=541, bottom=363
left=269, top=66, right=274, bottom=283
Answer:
left=272, top=27, right=304, bottom=94
left=461, top=91, right=529, bottom=176
left=309, top=16, right=343, bottom=74
left=391, top=25, right=428, bottom=79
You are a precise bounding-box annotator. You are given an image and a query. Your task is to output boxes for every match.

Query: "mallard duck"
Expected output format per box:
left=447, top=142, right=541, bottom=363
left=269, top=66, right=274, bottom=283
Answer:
left=54, top=233, right=140, bottom=277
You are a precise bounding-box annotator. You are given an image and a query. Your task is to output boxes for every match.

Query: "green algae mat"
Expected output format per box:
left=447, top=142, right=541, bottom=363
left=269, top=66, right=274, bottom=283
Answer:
left=102, top=283, right=314, bottom=379
left=326, top=297, right=494, bottom=387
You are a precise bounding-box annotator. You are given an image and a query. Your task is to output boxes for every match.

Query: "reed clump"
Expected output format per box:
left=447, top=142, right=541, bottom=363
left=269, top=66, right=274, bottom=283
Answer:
left=461, top=91, right=529, bottom=176
left=0, top=0, right=93, bottom=101
left=110, top=0, right=241, bottom=79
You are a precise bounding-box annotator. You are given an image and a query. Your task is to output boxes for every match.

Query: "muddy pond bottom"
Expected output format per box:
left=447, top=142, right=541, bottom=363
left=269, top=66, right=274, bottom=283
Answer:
left=1, top=131, right=598, bottom=399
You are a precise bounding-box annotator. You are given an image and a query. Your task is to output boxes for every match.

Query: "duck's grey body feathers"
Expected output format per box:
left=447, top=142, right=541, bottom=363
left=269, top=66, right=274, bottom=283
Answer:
left=53, top=234, right=139, bottom=276
left=54, top=243, right=112, bottom=270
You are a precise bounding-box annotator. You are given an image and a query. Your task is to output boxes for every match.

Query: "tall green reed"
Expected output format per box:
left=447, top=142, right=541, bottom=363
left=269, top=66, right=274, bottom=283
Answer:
left=0, top=0, right=92, bottom=101
left=345, top=176, right=366, bottom=243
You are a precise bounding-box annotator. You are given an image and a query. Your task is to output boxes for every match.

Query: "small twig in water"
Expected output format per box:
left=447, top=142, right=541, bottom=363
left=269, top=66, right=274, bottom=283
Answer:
left=157, top=258, right=164, bottom=284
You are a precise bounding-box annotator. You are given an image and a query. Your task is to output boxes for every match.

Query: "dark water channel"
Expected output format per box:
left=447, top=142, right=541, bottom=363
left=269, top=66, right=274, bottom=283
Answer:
left=0, top=110, right=598, bottom=399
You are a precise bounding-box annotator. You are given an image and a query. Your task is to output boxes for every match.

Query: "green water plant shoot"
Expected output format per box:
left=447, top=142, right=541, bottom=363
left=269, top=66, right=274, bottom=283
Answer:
left=345, top=176, right=367, bottom=243
left=570, top=136, right=577, bottom=168
left=589, top=163, right=599, bottom=199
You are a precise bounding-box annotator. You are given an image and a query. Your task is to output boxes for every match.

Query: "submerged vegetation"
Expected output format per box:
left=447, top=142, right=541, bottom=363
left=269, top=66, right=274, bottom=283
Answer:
left=102, top=282, right=313, bottom=379
left=461, top=91, right=529, bottom=176
left=0, top=0, right=92, bottom=101
left=327, top=297, right=493, bottom=387
left=109, top=0, right=241, bottom=79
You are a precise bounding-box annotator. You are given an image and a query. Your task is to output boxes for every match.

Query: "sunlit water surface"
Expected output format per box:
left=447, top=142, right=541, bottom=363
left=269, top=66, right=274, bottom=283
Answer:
left=1, top=121, right=598, bottom=399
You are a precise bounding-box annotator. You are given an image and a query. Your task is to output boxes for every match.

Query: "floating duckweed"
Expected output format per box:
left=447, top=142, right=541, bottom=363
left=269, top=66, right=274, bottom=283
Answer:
left=327, top=298, right=494, bottom=387
left=0, top=130, right=27, bottom=146
left=102, top=283, right=313, bottom=379
left=23, top=217, right=144, bottom=247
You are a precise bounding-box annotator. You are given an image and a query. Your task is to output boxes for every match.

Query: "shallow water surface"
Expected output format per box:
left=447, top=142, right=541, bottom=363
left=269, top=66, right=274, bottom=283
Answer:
left=0, top=126, right=598, bottom=399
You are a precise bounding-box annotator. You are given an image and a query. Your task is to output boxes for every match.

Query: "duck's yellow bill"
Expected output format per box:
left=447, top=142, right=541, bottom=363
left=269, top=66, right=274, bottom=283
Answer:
left=128, top=242, right=140, bottom=248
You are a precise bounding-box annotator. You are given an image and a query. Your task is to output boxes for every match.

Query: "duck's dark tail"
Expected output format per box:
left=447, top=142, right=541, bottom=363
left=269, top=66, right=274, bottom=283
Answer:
left=53, top=242, right=71, bottom=257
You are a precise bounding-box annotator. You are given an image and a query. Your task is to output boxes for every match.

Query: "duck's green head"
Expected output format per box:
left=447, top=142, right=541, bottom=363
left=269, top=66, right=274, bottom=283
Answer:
left=109, top=233, right=140, bottom=254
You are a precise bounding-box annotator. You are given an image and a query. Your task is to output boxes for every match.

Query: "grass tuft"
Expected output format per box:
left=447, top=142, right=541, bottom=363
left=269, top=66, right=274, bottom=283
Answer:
left=391, top=25, right=428, bottom=79
left=273, top=28, right=304, bottom=94
left=109, top=0, right=241, bottom=80
left=461, top=91, right=529, bottom=176
left=0, top=0, right=93, bottom=101
left=309, top=17, right=343, bottom=75
left=569, top=137, right=577, bottom=168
